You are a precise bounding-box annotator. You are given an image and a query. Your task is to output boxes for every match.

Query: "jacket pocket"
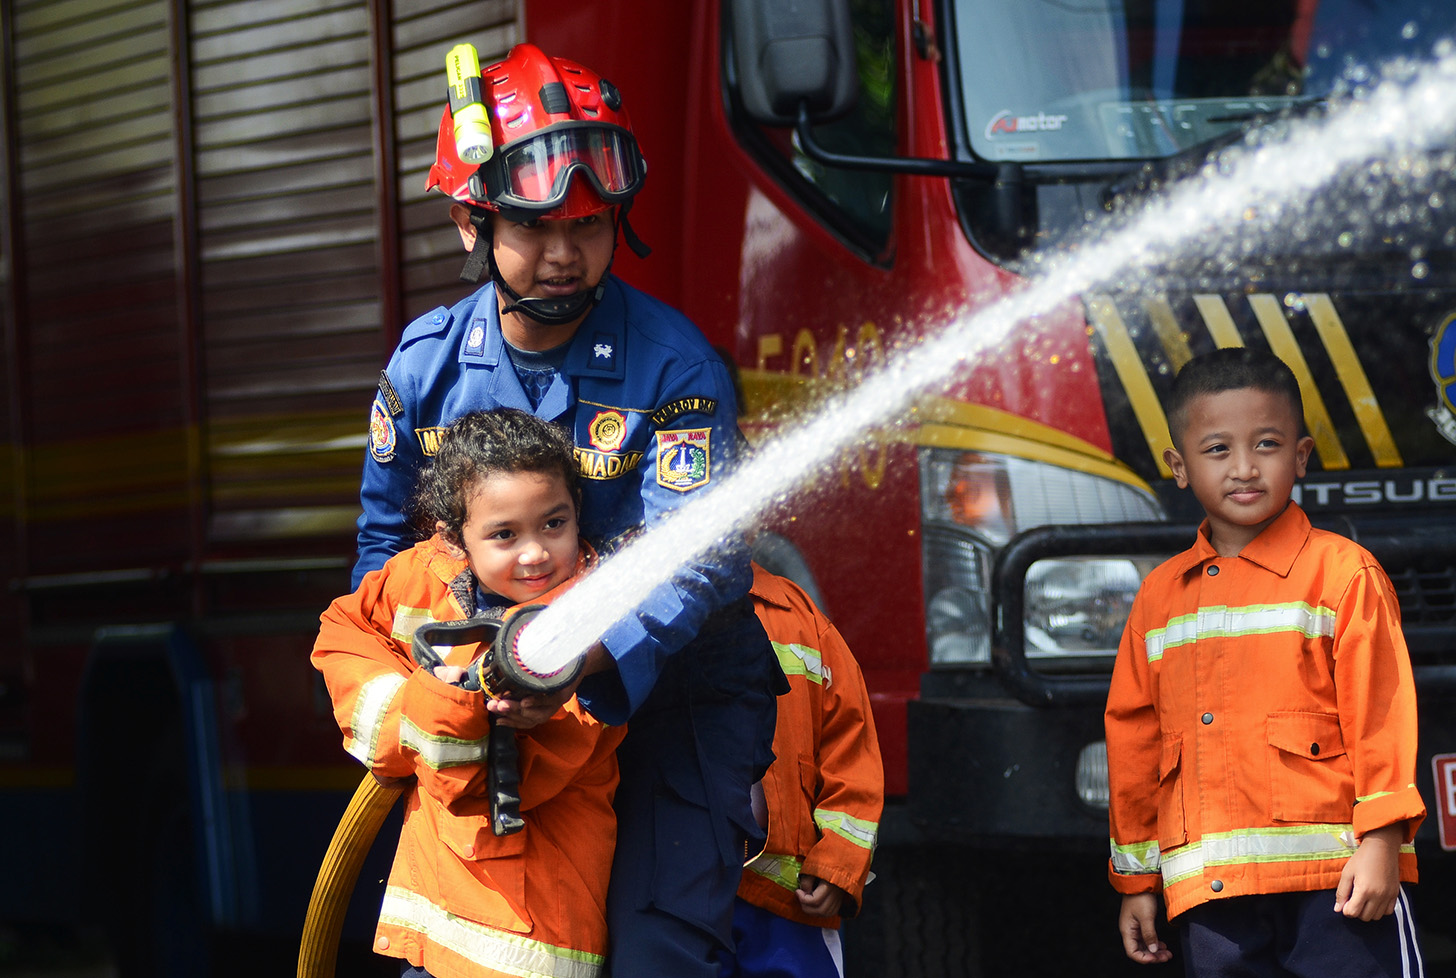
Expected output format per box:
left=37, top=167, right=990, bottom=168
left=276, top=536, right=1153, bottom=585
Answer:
left=1267, top=711, right=1355, bottom=823
left=1157, top=736, right=1187, bottom=848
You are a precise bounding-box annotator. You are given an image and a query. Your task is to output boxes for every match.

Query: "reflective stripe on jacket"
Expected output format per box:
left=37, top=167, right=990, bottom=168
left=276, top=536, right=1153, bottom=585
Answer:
left=738, top=565, right=884, bottom=928
left=313, top=539, right=624, bottom=978
left=1105, top=504, right=1425, bottom=919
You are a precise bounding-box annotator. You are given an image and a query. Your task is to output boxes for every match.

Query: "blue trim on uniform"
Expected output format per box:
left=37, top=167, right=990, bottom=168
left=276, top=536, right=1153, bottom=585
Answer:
left=718, top=898, right=845, bottom=978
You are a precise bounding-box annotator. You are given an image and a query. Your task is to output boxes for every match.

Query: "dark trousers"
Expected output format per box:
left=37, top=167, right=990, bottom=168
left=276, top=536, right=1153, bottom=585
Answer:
left=1178, top=887, right=1424, bottom=978
left=605, top=604, right=784, bottom=978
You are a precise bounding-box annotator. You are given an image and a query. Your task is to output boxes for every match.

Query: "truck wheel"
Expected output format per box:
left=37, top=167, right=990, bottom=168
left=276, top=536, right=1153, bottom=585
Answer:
left=844, top=845, right=983, bottom=978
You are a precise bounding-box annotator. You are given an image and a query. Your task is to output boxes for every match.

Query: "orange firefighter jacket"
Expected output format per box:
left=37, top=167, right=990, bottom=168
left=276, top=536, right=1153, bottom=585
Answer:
left=1105, top=504, right=1425, bottom=919
left=312, top=538, right=623, bottom=978
left=738, top=565, right=884, bottom=928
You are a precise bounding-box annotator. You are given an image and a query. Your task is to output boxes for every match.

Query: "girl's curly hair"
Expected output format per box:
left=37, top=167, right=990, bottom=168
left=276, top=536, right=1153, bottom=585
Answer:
left=409, top=409, right=579, bottom=545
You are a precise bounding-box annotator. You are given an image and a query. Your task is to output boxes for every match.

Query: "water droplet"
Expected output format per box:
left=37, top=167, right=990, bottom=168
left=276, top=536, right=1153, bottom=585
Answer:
left=1412, top=261, right=1429, bottom=279
left=1337, top=231, right=1354, bottom=248
left=1402, top=22, right=1419, bottom=40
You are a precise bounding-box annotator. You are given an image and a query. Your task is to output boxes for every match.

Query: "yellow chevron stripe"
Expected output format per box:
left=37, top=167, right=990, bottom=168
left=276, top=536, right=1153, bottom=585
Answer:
left=1086, top=295, right=1173, bottom=477
left=1144, top=296, right=1194, bottom=370
left=1246, top=294, right=1350, bottom=470
left=1192, top=294, right=1247, bottom=348
left=1304, top=293, right=1403, bottom=468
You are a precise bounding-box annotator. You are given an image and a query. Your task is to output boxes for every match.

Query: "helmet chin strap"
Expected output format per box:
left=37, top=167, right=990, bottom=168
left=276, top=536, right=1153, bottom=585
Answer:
left=458, top=206, right=629, bottom=327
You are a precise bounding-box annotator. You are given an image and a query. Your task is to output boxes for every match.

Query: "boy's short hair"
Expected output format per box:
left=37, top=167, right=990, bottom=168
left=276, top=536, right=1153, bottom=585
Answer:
left=1166, top=347, right=1306, bottom=448
left=411, top=408, right=580, bottom=543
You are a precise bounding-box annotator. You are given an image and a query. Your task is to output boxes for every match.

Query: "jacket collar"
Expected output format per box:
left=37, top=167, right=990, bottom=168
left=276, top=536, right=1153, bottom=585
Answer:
left=1170, top=502, right=1311, bottom=579
left=458, top=277, right=627, bottom=382
left=749, top=561, right=796, bottom=611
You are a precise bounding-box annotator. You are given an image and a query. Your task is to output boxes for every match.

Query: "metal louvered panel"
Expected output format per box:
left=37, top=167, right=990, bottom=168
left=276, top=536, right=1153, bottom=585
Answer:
left=393, top=0, right=518, bottom=319
left=193, top=0, right=382, bottom=542
left=9, top=0, right=191, bottom=573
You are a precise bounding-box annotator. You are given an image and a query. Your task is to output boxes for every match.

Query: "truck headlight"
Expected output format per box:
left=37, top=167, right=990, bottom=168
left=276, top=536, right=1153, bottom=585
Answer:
left=1024, top=557, right=1156, bottom=658
left=920, top=449, right=1163, bottom=668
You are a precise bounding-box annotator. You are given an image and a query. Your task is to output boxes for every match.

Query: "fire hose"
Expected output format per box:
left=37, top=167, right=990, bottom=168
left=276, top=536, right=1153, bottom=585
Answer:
left=297, top=605, right=584, bottom=977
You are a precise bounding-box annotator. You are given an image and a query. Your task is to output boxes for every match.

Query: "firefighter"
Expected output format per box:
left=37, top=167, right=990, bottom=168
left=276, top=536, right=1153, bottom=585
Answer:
left=352, top=43, right=784, bottom=976
left=314, top=410, right=623, bottom=977
left=721, top=563, right=884, bottom=978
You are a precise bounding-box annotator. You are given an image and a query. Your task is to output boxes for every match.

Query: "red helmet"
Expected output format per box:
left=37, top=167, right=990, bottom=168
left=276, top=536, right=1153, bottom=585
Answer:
left=426, top=43, right=646, bottom=220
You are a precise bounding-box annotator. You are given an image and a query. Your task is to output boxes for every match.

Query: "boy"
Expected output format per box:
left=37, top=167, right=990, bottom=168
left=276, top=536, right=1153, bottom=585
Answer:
left=1105, top=347, right=1426, bottom=976
left=720, top=564, right=884, bottom=978
left=313, top=410, right=622, bottom=978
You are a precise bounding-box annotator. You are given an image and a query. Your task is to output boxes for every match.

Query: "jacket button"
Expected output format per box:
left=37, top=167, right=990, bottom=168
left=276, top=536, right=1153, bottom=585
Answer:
left=463, top=843, right=475, bottom=857
left=1202, top=712, right=1214, bottom=724
left=1311, top=743, right=1320, bottom=755
left=377, top=936, right=391, bottom=950
left=1207, top=565, right=1219, bottom=576
left=1210, top=880, right=1224, bottom=892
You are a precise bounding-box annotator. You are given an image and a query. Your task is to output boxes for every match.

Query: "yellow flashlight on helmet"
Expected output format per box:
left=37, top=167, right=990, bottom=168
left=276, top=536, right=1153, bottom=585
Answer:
left=446, top=43, right=493, bottom=165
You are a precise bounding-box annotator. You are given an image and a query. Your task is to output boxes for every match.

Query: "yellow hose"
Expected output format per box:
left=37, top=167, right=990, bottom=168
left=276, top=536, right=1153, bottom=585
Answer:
left=297, top=775, right=407, bottom=978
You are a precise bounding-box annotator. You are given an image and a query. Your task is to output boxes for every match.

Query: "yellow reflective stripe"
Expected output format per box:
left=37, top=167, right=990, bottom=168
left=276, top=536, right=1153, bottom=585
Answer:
left=1192, top=294, right=1246, bottom=348
left=1356, top=785, right=1418, bottom=804
left=1305, top=293, right=1403, bottom=467
left=399, top=718, right=489, bottom=769
left=1144, top=601, right=1336, bottom=663
left=1161, top=824, right=1358, bottom=886
left=392, top=605, right=438, bottom=645
left=773, top=641, right=826, bottom=685
left=1110, top=837, right=1162, bottom=875
left=745, top=852, right=805, bottom=891
left=1247, top=294, right=1350, bottom=470
left=1144, top=296, right=1194, bottom=371
left=346, top=673, right=406, bottom=766
left=1086, top=295, right=1174, bottom=477
left=379, top=887, right=604, bottom=978
left=814, top=807, right=878, bottom=850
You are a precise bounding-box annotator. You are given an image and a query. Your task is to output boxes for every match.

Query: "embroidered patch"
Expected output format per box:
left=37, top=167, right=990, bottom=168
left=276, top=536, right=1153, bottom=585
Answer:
left=465, top=323, right=486, bottom=356
left=590, top=331, right=616, bottom=371
left=651, top=396, right=717, bottom=427
left=588, top=410, right=628, bottom=452
left=378, top=371, right=404, bottom=417
left=416, top=426, right=447, bottom=456
left=369, top=399, right=397, bottom=463
left=576, top=448, right=644, bottom=480
left=655, top=428, right=711, bottom=491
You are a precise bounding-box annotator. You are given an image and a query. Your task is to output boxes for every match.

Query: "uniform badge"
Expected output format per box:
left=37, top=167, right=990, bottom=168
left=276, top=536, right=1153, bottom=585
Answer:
left=465, top=323, right=486, bottom=356
left=655, top=428, right=711, bottom=492
left=590, top=332, right=617, bottom=371
left=369, top=399, right=397, bottom=463
left=377, top=371, right=404, bottom=417
left=416, top=427, right=446, bottom=456
left=651, top=396, right=717, bottom=427
left=588, top=410, right=628, bottom=452
left=1429, top=311, right=1456, bottom=446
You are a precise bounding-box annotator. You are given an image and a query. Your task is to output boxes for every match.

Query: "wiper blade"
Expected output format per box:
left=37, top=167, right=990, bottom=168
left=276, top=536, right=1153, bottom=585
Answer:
left=1101, top=97, right=1329, bottom=208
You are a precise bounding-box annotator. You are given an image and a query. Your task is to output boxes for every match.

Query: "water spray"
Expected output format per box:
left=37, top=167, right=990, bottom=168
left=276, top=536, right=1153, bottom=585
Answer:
left=514, top=42, right=1456, bottom=675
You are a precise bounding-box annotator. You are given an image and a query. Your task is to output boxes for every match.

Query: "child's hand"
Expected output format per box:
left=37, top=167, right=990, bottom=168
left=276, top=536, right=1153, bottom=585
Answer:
left=431, top=665, right=468, bottom=685
left=486, top=685, right=577, bottom=728
left=796, top=875, right=847, bottom=917
left=1119, top=893, right=1173, bottom=965
left=1335, top=824, right=1402, bottom=920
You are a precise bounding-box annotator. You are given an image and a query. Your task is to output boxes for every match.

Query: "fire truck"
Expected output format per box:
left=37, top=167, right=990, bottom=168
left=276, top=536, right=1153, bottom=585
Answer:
left=2, top=0, right=1453, bottom=974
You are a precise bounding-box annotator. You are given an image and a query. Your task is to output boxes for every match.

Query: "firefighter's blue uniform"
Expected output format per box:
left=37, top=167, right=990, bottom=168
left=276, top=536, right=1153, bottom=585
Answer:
left=353, top=274, right=784, bottom=976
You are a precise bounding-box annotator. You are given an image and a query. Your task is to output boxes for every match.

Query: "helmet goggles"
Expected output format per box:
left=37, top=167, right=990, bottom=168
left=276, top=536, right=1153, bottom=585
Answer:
left=481, top=122, right=645, bottom=214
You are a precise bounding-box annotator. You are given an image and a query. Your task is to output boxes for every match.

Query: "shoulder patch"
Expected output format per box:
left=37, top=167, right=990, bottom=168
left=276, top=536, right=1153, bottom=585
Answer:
left=369, top=399, right=397, bottom=463
left=399, top=306, right=453, bottom=346
left=655, top=428, right=711, bottom=492
left=378, top=371, right=404, bottom=417
left=651, top=396, right=718, bottom=428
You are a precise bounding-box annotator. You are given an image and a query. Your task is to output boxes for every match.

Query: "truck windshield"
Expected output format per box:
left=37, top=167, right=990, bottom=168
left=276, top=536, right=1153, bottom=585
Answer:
left=955, top=0, right=1453, bottom=163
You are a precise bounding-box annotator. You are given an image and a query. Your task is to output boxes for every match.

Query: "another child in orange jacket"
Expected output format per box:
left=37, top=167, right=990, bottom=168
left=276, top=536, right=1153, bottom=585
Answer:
left=1105, top=349, right=1425, bottom=977
left=312, top=409, right=623, bottom=978
left=718, top=563, right=884, bottom=978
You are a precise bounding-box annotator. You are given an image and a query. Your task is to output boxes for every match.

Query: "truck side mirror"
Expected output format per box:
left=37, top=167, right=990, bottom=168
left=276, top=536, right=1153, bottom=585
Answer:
left=726, top=0, right=858, bottom=126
